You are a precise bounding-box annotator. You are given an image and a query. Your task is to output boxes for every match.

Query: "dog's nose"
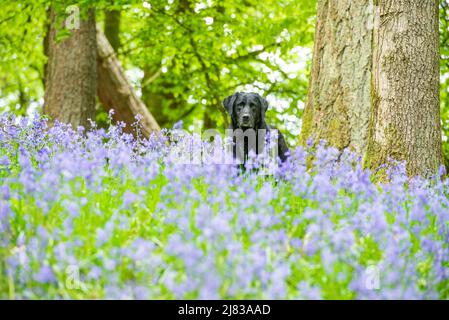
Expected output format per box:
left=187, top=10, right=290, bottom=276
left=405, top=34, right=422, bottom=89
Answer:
left=242, top=115, right=250, bottom=122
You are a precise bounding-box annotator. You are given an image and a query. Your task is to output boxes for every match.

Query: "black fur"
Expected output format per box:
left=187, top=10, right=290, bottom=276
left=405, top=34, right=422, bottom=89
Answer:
left=223, top=92, right=290, bottom=163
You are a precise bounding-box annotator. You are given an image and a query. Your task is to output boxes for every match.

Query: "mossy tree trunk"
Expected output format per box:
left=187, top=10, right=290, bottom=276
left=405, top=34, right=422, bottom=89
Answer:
left=44, top=8, right=97, bottom=129
left=365, top=0, right=443, bottom=177
left=301, top=0, right=373, bottom=154
left=301, top=0, right=443, bottom=177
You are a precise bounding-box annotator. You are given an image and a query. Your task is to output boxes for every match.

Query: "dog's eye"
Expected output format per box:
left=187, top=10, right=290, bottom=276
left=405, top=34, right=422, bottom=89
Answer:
left=250, top=104, right=256, bottom=109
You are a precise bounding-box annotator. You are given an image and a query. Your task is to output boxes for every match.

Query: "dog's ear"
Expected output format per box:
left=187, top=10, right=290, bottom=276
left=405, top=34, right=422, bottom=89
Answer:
left=223, top=93, right=240, bottom=117
left=255, top=94, right=269, bottom=124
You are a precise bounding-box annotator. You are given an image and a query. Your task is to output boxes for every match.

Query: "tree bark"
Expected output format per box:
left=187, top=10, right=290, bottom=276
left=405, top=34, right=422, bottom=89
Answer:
left=301, top=0, right=373, bottom=154
left=44, top=8, right=97, bottom=129
left=366, top=0, right=443, bottom=177
left=96, top=29, right=160, bottom=136
left=301, top=0, right=443, bottom=177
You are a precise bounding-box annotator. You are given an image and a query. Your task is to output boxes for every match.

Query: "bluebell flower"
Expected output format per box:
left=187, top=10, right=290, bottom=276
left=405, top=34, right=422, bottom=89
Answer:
left=34, top=265, right=56, bottom=284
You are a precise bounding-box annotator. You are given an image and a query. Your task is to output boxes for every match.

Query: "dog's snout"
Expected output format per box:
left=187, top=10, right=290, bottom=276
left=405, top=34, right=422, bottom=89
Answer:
left=242, top=115, right=250, bottom=122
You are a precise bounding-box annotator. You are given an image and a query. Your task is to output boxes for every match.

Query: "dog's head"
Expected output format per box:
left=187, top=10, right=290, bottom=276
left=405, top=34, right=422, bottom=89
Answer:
left=223, top=92, right=268, bottom=129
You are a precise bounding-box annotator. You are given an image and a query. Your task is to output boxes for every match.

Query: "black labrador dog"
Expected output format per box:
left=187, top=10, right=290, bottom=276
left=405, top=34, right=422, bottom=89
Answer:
left=223, top=92, right=289, bottom=165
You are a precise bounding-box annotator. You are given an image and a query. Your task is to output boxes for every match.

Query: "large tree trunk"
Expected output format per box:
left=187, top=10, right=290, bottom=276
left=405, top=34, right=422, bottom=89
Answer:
left=301, top=0, right=373, bottom=154
left=44, top=8, right=97, bottom=129
left=302, top=0, right=443, bottom=177
left=96, top=29, right=160, bottom=136
left=366, top=0, right=443, bottom=177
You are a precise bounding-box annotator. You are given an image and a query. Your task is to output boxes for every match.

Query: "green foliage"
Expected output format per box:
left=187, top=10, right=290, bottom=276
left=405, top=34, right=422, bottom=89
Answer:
left=0, top=1, right=48, bottom=116
left=0, top=0, right=316, bottom=145
left=115, top=0, right=316, bottom=144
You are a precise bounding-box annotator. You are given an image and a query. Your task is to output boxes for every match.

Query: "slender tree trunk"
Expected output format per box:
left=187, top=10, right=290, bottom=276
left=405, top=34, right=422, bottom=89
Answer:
left=366, top=0, right=442, bottom=177
left=104, top=9, right=121, bottom=53
left=203, top=111, right=214, bottom=130
left=44, top=8, right=97, bottom=129
left=301, top=0, right=373, bottom=154
left=96, top=29, right=160, bottom=136
left=142, top=65, right=172, bottom=128
left=17, top=79, right=29, bottom=116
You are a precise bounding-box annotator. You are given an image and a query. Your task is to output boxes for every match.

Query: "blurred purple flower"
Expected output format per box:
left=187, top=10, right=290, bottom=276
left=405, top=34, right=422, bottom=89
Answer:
left=34, top=265, right=56, bottom=284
